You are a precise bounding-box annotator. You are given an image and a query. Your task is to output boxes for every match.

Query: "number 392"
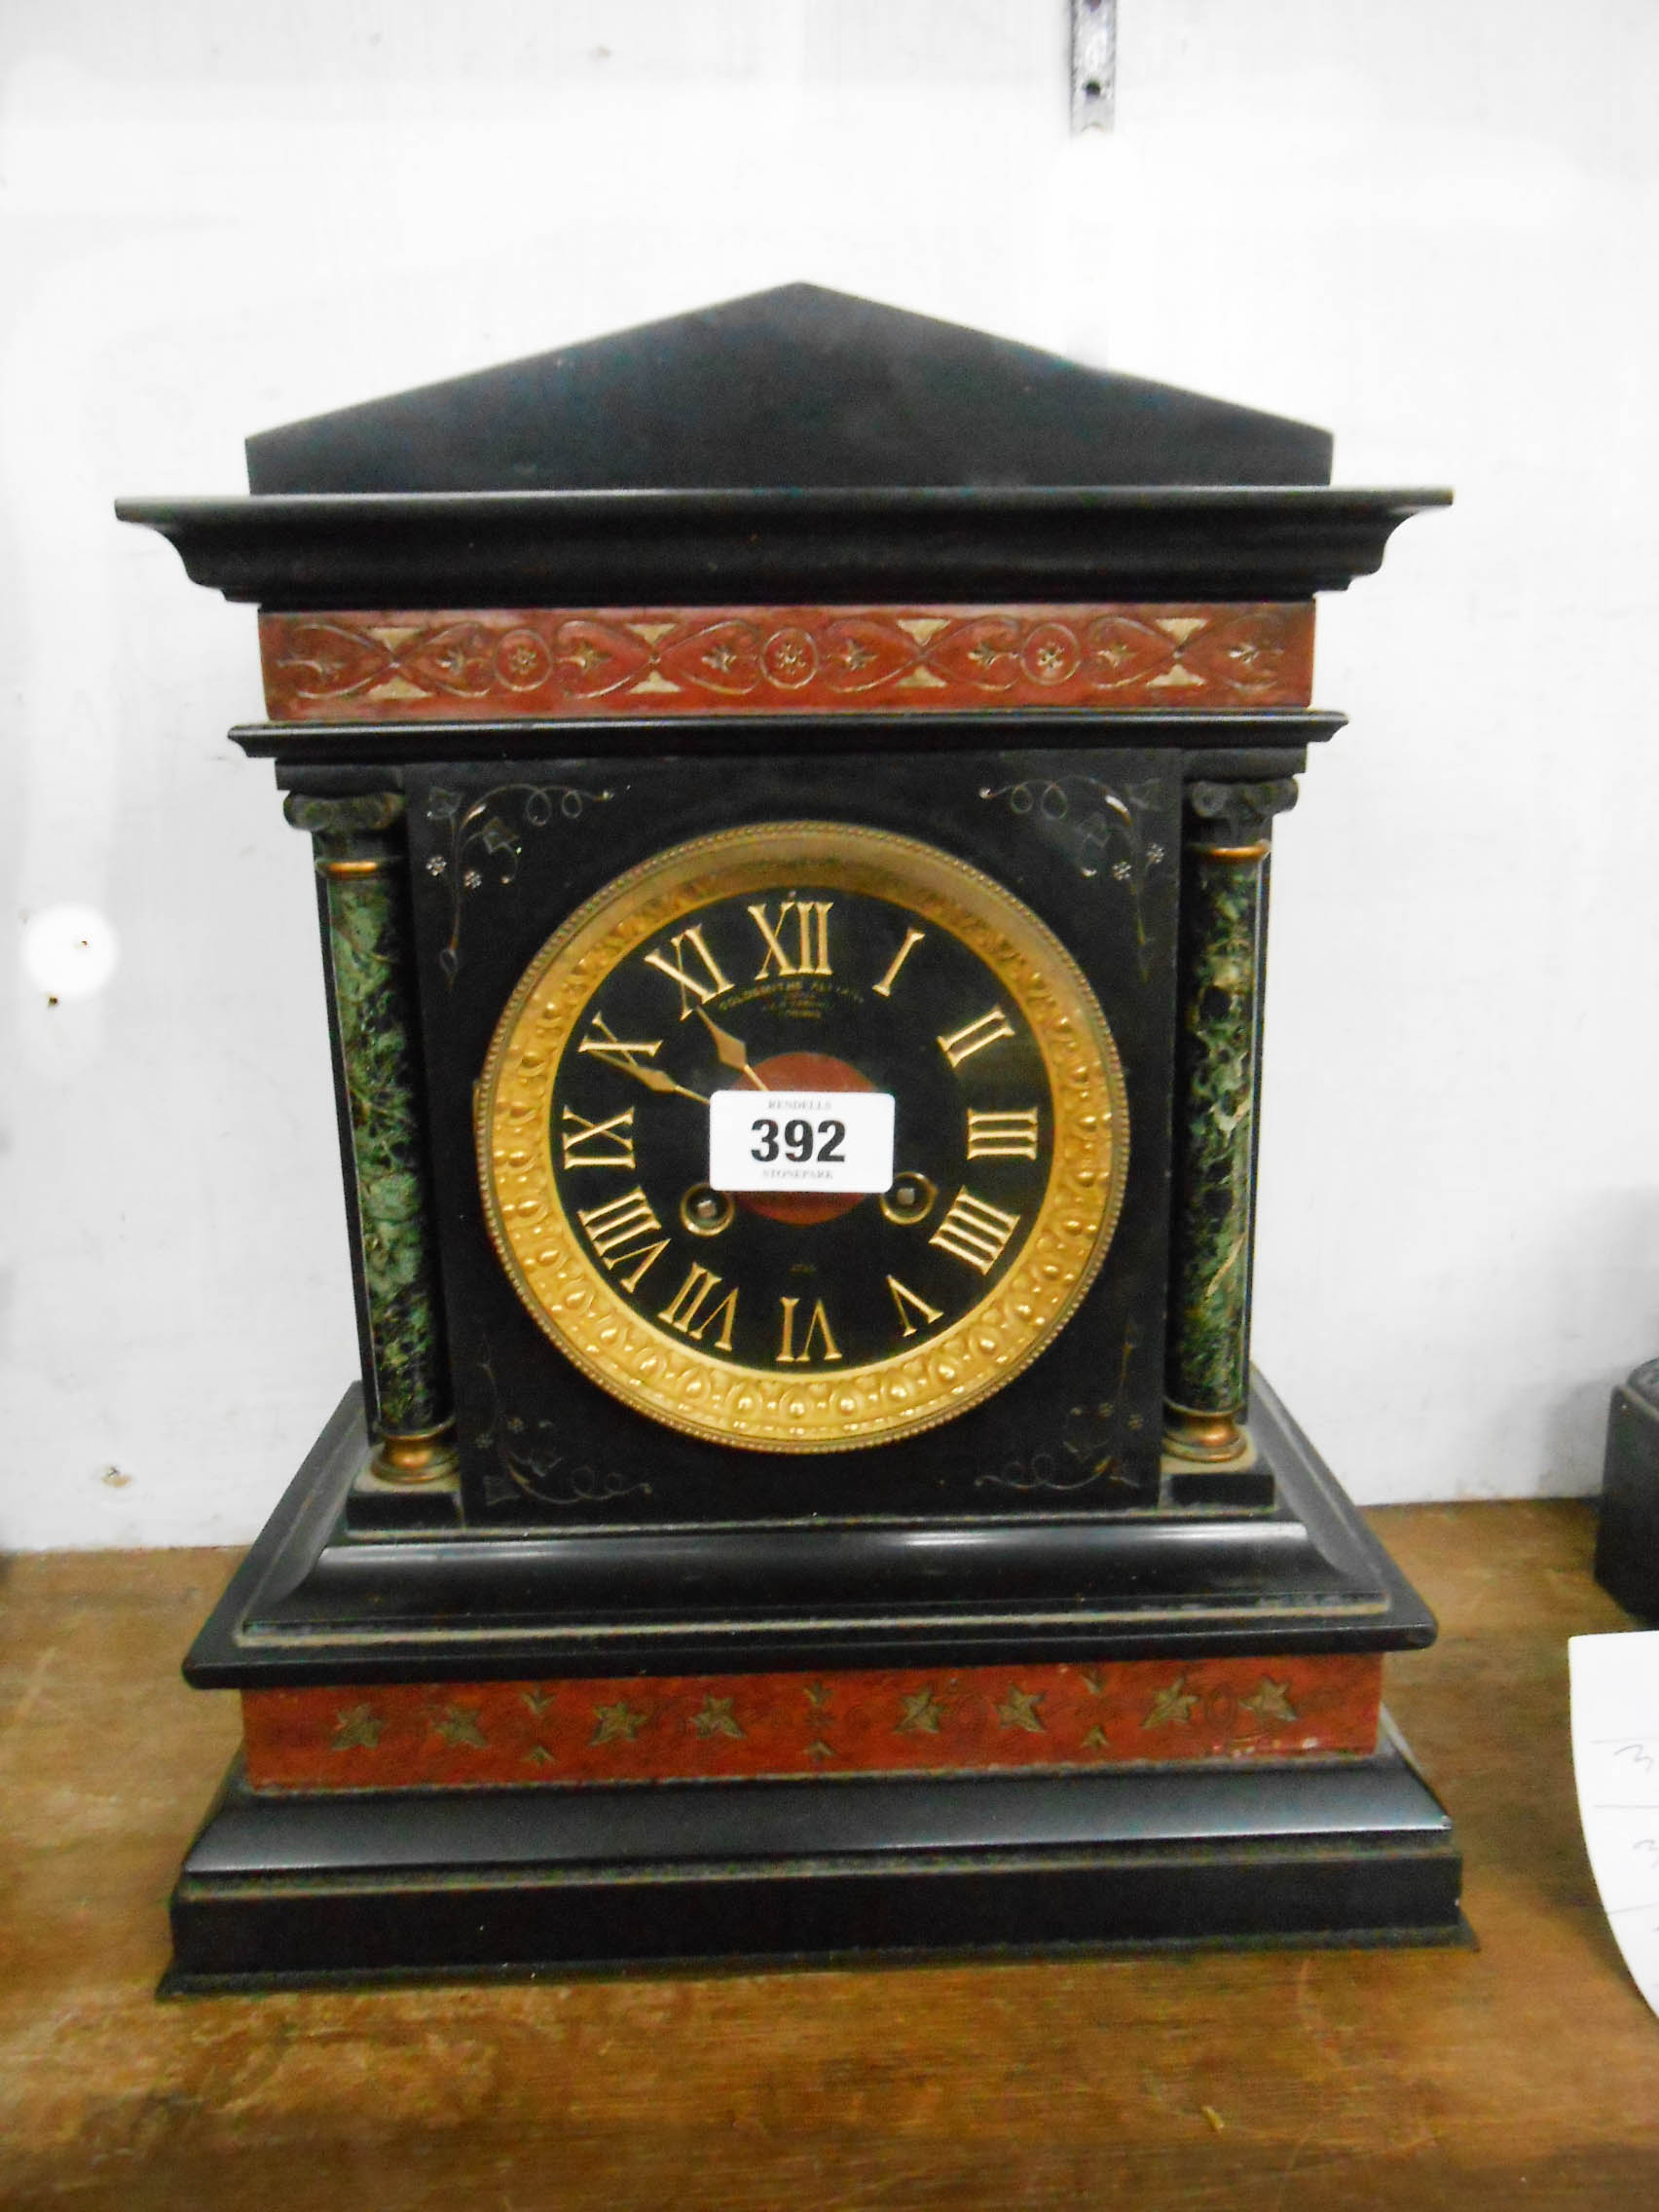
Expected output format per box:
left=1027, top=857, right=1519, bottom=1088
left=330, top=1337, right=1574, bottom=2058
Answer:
left=751, top=1116, right=846, bottom=1164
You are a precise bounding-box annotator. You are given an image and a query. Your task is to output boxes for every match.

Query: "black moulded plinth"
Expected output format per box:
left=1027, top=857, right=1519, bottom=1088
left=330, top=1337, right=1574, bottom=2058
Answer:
left=164, top=1376, right=1464, bottom=1988
left=163, top=1730, right=1465, bottom=1994
left=182, top=1374, right=1438, bottom=1686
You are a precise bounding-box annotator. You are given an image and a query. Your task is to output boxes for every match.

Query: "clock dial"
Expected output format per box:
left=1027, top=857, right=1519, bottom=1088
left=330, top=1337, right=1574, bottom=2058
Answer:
left=477, top=824, right=1128, bottom=1452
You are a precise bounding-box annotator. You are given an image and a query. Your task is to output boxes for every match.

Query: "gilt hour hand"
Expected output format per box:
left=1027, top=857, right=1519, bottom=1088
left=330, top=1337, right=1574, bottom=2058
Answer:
left=694, top=1006, right=766, bottom=1089
left=609, top=1057, right=709, bottom=1106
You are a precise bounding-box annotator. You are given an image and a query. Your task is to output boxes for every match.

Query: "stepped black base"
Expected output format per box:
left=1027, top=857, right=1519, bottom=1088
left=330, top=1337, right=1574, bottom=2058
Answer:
left=164, top=1722, right=1464, bottom=1993
left=181, top=1373, right=1439, bottom=1686
left=163, top=1372, right=1462, bottom=1989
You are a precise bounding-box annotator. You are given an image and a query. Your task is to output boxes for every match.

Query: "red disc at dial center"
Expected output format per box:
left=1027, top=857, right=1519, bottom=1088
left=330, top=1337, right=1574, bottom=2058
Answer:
left=737, top=1051, right=873, bottom=1227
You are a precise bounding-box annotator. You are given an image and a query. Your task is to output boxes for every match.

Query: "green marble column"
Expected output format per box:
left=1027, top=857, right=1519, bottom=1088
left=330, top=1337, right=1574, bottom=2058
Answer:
left=1163, top=778, right=1298, bottom=1465
left=284, top=792, right=457, bottom=1484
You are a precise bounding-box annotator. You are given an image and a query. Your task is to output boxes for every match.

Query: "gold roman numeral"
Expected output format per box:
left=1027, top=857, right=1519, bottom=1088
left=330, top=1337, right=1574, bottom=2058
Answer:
left=965, top=1107, right=1040, bottom=1161
left=930, top=1190, right=1021, bottom=1275
left=872, top=926, right=925, bottom=1000
left=886, top=1275, right=944, bottom=1339
left=577, top=1186, right=661, bottom=1257
left=559, top=1105, right=636, bottom=1170
left=577, top=1012, right=665, bottom=1077
left=937, top=1006, right=1015, bottom=1070
left=643, top=925, right=734, bottom=1018
left=775, top=1296, right=843, bottom=1364
left=748, top=900, right=833, bottom=980
left=576, top=1187, right=669, bottom=1289
left=657, top=1263, right=739, bottom=1350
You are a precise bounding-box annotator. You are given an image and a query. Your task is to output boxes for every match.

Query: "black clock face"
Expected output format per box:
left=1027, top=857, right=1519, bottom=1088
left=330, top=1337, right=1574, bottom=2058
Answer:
left=478, top=824, right=1128, bottom=1453
left=551, top=882, right=1050, bottom=1363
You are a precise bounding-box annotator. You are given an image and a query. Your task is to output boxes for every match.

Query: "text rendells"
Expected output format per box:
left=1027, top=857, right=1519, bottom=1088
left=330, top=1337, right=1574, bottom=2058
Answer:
left=708, top=1090, right=896, bottom=1194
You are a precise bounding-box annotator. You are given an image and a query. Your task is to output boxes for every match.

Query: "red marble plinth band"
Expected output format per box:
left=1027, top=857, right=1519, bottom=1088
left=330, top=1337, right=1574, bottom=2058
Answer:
left=240, top=1652, right=1382, bottom=1792
left=257, top=603, right=1315, bottom=723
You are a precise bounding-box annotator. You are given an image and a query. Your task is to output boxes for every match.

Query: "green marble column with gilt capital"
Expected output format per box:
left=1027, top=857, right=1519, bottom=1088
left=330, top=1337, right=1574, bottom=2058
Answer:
left=284, top=791, right=457, bottom=1485
left=1162, top=777, right=1299, bottom=1468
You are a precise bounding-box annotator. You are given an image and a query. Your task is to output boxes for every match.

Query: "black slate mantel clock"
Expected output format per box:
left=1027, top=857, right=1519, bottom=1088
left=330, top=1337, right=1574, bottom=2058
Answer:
left=120, top=284, right=1462, bottom=1988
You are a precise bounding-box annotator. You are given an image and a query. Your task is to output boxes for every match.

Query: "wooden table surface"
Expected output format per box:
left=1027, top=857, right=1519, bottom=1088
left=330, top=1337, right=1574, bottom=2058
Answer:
left=3, top=1500, right=1656, bottom=2210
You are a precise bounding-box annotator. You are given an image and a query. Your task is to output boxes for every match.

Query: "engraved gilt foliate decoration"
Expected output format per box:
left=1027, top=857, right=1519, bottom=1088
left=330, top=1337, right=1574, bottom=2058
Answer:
left=245, top=1654, right=1368, bottom=1792
left=471, top=1340, right=648, bottom=1511
left=1145, top=1676, right=1299, bottom=1732
left=896, top=1688, right=946, bottom=1735
left=691, top=1695, right=745, bottom=1742
left=1241, top=1679, right=1298, bottom=1724
left=976, top=1320, right=1144, bottom=1497
left=424, top=781, right=612, bottom=981
left=274, top=617, right=563, bottom=704
left=330, top=1704, right=383, bottom=1752
left=590, top=1700, right=648, bottom=1746
left=997, top=1687, right=1046, bottom=1733
left=978, top=775, right=1165, bottom=979
left=432, top=1706, right=489, bottom=1750
left=1144, top=1677, right=1200, bottom=1729
left=260, top=605, right=1314, bottom=721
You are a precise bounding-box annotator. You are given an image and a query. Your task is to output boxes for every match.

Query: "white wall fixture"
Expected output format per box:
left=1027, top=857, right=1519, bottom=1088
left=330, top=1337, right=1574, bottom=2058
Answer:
left=1072, top=0, right=1117, bottom=131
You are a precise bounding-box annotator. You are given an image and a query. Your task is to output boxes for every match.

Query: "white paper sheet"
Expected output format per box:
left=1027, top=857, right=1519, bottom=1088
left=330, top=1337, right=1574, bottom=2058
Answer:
left=1569, top=1630, right=1659, bottom=2015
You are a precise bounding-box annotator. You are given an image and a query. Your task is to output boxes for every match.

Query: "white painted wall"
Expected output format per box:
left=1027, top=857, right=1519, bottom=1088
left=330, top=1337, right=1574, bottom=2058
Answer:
left=4, top=0, right=1656, bottom=1548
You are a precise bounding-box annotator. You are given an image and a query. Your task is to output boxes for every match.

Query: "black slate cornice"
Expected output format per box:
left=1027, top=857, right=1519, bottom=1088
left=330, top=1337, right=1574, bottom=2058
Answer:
left=116, top=485, right=1450, bottom=608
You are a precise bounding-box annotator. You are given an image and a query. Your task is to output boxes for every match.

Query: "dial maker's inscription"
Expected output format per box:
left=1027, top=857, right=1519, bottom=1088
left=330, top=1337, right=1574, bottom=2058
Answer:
left=477, top=823, right=1129, bottom=1453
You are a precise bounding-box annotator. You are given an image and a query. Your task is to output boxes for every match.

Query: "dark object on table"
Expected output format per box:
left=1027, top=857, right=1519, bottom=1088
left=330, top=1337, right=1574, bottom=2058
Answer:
left=1596, top=1358, right=1659, bottom=1618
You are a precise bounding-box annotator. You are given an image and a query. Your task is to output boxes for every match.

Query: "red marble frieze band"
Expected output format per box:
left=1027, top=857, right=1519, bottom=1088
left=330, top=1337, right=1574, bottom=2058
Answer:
left=257, top=604, right=1315, bottom=722
left=240, top=1651, right=1381, bottom=1792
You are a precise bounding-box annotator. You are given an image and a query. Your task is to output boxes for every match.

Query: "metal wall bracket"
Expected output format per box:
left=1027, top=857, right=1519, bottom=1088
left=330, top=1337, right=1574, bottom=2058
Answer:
left=1071, top=0, right=1117, bottom=133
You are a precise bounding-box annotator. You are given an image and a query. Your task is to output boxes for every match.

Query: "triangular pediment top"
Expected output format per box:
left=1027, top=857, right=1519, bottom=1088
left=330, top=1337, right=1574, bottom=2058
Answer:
left=245, top=284, right=1333, bottom=497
